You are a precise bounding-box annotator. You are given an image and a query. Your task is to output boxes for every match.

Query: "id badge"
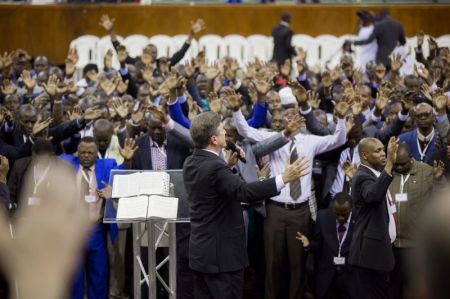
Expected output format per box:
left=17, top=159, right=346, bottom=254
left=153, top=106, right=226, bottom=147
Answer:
left=333, top=256, right=345, bottom=265
left=28, top=197, right=40, bottom=206
left=395, top=193, right=408, bottom=202
left=389, top=204, right=397, bottom=214
left=85, top=195, right=97, bottom=203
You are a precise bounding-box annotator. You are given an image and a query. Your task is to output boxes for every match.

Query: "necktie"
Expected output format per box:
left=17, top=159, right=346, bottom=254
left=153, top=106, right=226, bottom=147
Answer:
left=338, top=223, right=346, bottom=243
left=289, top=139, right=302, bottom=200
left=80, top=168, right=91, bottom=200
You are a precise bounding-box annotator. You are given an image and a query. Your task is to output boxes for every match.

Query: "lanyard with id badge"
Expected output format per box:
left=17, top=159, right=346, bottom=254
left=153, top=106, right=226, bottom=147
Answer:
left=29, top=165, right=51, bottom=206
left=395, top=174, right=410, bottom=203
left=333, top=217, right=351, bottom=266
left=81, top=169, right=97, bottom=203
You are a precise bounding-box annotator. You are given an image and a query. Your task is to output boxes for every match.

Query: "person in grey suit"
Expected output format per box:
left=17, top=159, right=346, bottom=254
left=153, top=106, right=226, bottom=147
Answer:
left=271, top=12, right=296, bottom=66
left=351, top=9, right=406, bottom=68
left=349, top=137, right=398, bottom=299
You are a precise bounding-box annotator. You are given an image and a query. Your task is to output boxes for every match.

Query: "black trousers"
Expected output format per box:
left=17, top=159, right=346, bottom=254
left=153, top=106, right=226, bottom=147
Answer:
left=352, top=266, right=389, bottom=299
left=321, top=270, right=353, bottom=299
left=194, top=269, right=244, bottom=299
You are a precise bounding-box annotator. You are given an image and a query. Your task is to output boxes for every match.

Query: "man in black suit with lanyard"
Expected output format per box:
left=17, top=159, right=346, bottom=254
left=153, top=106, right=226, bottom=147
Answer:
left=183, top=111, right=310, bottom=298
left=349, top=136, right=398, bottom=299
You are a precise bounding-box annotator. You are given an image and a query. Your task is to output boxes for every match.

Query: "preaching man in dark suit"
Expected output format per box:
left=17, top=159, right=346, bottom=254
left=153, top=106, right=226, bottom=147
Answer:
left=272, top=12, right=296, bottom=66
left=349, top=136, right=398, bottom=299
left=183, top=111, right=310, bottom=299
left=351, top=9, right=406, bottom=67
left=297, top=192, right=355, bottom=299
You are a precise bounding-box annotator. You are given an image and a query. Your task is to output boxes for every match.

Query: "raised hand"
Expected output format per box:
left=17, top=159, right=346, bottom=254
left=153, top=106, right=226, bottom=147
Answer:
left=284, top=115, right=305, bottom=138
left=256, top=163, right=271, bottom=180
left=99, top=14, right=115, bottom=32
left=387, top=137, right=399, bottom=165
left=222, top=87, right=242, bottom=112
left=112, top=98, right=129, bottom=119
left=20, top=70, right=36, bottom=91
left=42, top=74, right=59, bottom=98
left=206, top=64, right=220, bottom=80
left=119, top=138, right=138, bottom=161
left=289, top=81, right=308, bottom=106
left=31, top=117, right=53, bottom=138
left=83, top=106, right=102, bottom=121
left=351, top=95, right=363, bottom=116
left=67, top=105, right=82, bottom=121
left=213, top=75, right=224, bottom=94
left=343, top=160, right=357, bottom=180
left=282, top=156, right=310, bottom=183
left=296, top=232, right=310, bottom=248
left=390, top=53, right=403, bottom=73
left=115, top=77, right=129, bottom=95
left=142, top=63, right=154, bottom=84
left=432, top=94, right=448, bottom=115
left=342, top=79, right=355, bottom=98
left=1, top=79, right=16, bottom=95
left=433, top=160, right=445, bottom=180
left=332, top=100, right=350, bottom=119
left=420, top=83, right=432, bottom=101
left=375, top=90, right=389, bottom=112
left=190, top=19, right=206, bottom=35
left=415, top=64, right=433, bottom=85
left=0, top=51, right=15, bottom=70
left=253, top=74, right=272, bottom=96
left=208, top=91, right=222, bottom=114
left=99, top=77, right=116, bottom=96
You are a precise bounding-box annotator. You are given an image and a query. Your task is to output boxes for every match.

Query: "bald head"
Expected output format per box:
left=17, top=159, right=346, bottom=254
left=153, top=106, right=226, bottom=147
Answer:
left=359, top=138, right=387, bottom=170
left=93, top=119, right=113, bottom=152
left=359, top=138, right=379, bottom=155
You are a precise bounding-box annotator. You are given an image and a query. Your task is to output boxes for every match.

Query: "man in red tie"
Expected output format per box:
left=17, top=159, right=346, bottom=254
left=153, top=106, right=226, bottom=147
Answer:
left=296, top=192, right=354, bottom=299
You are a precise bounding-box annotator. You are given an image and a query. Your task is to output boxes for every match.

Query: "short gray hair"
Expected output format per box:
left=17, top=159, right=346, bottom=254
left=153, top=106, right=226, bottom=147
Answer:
left=190, top=112, right=221, bottom=149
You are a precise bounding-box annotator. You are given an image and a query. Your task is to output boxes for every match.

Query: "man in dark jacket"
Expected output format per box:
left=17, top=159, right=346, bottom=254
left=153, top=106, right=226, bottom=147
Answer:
left=349, top=137, right=398, bottom=299
left=272, top=12, right=296, bottom=66
left=183, top=111, right=309, bottom=298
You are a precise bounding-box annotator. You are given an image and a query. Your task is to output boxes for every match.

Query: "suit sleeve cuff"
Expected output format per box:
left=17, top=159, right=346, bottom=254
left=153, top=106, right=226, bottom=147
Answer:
left=398, top=112, right=409, bottom=121
left=300, top=106, right=312, bottom=115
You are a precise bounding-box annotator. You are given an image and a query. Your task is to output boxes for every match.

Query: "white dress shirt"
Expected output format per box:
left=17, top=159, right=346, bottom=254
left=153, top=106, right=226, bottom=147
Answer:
left=330, top=145, right=361, bottom=198
left=361, top=164, right=396, bottom=243
left=358, top=25, right=377, bottom=71
left=232, top=110, right=347, bottom=204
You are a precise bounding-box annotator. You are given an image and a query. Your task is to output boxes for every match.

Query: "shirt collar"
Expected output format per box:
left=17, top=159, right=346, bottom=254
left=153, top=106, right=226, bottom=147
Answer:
left=361, top=163, right=381, bottom=177
left=202, top=149, right=220, bottom=156
left=417, top=128, right=434, bottom=143
left=336, top=212, right=352, bottom=229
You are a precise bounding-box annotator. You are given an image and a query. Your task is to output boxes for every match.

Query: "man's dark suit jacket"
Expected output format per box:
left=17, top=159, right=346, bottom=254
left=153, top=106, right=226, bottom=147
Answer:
left=7, top=156, right=71, bottom=210
left=354, top=16, right=406, bottom=66
left=348, top=165, right=394, bottom=272
left=310, top=208, right=354, bottom=299
left=271, top=23, right=296, bottom=66
left=131, top=131, right=192, bottom=171
left=2, top=120, right=81, bottom=154
left=183, top=149, right=280, bottom=273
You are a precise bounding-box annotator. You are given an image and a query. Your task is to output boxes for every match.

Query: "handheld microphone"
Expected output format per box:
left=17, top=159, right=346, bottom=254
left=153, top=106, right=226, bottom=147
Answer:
left=226, top=141, right=247, bottom=164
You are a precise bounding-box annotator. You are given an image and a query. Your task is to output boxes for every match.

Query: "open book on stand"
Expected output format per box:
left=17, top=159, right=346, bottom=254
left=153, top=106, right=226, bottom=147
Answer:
left=112, top=172, right=178, bottom=220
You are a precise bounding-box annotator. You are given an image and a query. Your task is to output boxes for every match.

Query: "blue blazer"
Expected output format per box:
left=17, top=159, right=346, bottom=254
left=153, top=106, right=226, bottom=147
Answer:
left=398, top=129, right=437, bottom=165
left=60, top=154, right=124, bottom=242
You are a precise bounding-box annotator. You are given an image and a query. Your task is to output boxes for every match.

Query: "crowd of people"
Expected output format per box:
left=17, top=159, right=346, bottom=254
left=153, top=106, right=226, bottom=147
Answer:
left=0, top=8, right=449, bottom=299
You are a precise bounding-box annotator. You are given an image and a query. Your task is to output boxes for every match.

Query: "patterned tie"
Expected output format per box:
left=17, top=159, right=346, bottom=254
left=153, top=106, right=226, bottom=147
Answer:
left=289, top=139, right=302, bottom=200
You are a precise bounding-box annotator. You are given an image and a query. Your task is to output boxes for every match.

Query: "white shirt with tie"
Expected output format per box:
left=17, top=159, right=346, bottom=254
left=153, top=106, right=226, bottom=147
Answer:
left=232, top=110, right=347, bottom=204
left=330, top=145, right=361, bottom=198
